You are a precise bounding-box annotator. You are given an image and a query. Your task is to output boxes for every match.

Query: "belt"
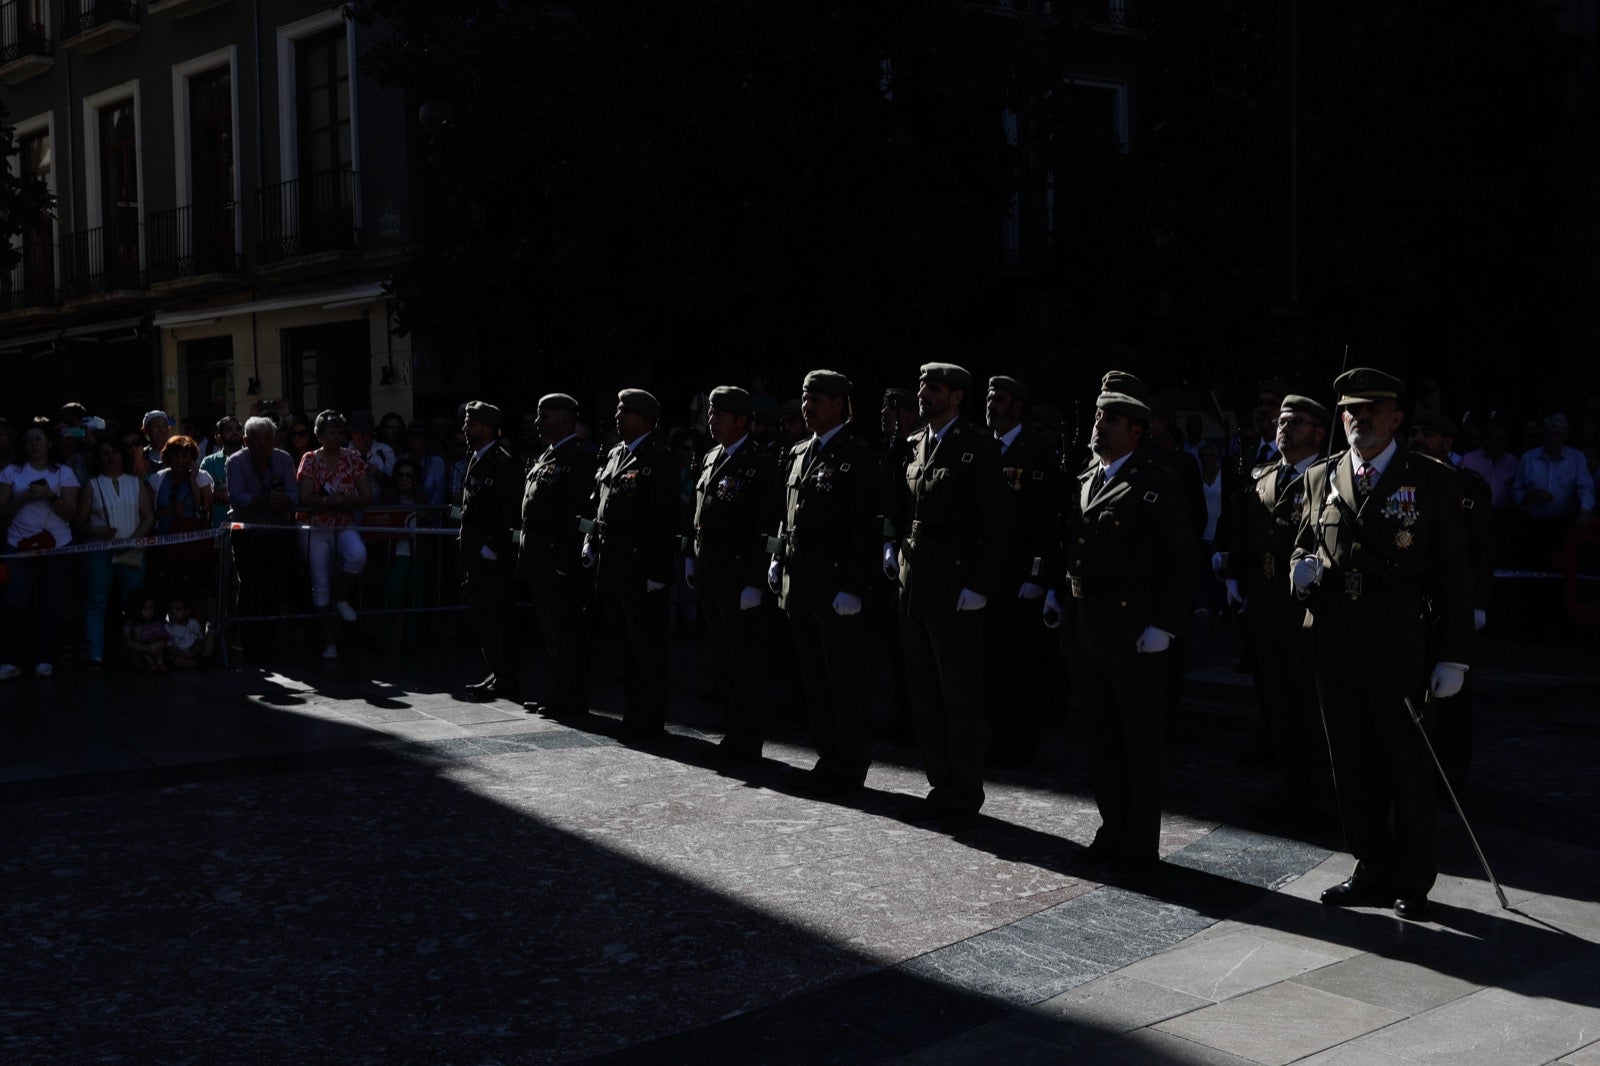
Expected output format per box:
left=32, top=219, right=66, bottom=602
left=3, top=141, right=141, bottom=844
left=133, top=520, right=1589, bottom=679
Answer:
left=1067, top=575, right=1118, bottom=598
left=1337, top=569, right=1418, bottom=600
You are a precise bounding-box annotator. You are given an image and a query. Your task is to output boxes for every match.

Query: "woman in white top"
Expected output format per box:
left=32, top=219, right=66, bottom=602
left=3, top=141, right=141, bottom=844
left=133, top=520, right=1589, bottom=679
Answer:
left=0, top=418, right=81, bottom=680
left=78, top=437, right=155, bottom=671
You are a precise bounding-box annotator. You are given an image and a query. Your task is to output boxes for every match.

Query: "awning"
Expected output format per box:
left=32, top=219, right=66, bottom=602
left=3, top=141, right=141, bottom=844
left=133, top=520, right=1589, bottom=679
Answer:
left=0, top=316, right=148, bottom=355
left=149, top=282, right=387, bottom=328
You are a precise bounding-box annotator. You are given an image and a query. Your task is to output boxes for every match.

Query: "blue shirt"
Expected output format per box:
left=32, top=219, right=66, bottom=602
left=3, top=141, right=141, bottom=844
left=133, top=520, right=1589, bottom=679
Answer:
left=1513, top=446, right=1596, bottom=520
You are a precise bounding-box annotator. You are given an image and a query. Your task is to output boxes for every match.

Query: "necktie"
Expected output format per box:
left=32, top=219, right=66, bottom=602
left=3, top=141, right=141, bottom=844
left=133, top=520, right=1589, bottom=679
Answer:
left=1274, top=463, right=1293, bottom=501
left=1356, top=462, right=1376, bottom=495
left=802, top=438, right=820, bottom=476
left=1090, top=467, right=1107, bottom=496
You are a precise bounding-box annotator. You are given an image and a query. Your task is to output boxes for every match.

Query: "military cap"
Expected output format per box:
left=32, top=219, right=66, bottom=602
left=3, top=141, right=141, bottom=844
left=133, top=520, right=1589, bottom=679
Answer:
left=1096, top=391, right=1154, bottom=422
left=1410, top=407, right=1459, bottom=439
left=464, top=400, right=502, bottom=427
left=537, top=392, right=579, bottom=414
left=779, top=398, right=802, bottom=419
left=919, top=362, right=972, bottom=392
left=987, top=375, right=1029, bottom=402
left=883, top=386, right=916, bottom=407
left=406, top=419, right=432, bottom=436
left=708, top=385, right=754, bottom=416
left=802, top=369, right=853, bottom=396
left=1280, top=394, right=1331, bottom=426
left=1100, top=370, right=1147, bottom=399
left=1259, top=377, right=1294, bottom=399
left=1031, top=405, right=1064, bottom=431
left=1146, top=392, right=1179, bottom=418
left=617, top=388, right=660, bottom=421
left=348, top=409, right=376, bottom=432
left=1333, top=367, right=1404, bottom=407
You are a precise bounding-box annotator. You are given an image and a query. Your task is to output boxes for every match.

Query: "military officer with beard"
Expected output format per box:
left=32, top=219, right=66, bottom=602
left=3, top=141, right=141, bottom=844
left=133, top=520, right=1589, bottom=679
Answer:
left=983, top=374, right=1058, bottom=766
left=1292, top=368, right=1472, bottom=919
left=1224, top=394, right=1332, bottom=800
left=585, top=389, right=679, bottom=741
left=1045, top=384, right=1194, bottom=866
left=690, top=386, right=783, bottom=767
left=769, top=370, right=881, bottom=794
left=890, top=363, right=1008, bottom=830
left=516, top=393, right=597, bottom=719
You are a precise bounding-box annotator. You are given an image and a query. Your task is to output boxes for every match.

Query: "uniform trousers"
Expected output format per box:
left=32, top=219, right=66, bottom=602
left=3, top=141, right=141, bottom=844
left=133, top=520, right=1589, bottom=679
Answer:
left=1075, top=644, right=1168, bottom=860
left=984, top=594, right=1044, bottom=760
left=1250, top=609, right=1329, bottom=794
left=702, top=595, right=769, bottom=754
left=1315, top=672, right=1437, bottom=897
left=903, top=609, right=988, bottom=814
left=465, top=553, right=519, bottom=693
left=530, top=570, right=591, bottom=714
left=602, top=584, right=668, bottom=733
left=787, top=606, right=870, bottom=783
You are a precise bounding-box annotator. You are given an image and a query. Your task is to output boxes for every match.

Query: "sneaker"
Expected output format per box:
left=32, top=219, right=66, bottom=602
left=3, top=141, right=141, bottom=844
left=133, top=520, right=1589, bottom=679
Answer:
left=34, top=663, right=53, bottom=679
left=0, top=664, right=19, bottom=681
left=335, top=600, right=358, bottom=623
left=321, top=643, right=339, bottom=660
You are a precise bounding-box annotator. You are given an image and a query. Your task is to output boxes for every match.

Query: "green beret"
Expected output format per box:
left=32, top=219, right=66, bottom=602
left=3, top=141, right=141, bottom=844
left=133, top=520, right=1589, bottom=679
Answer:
left=1100, top=370, right=1147, bottom=400
left=919, top=362, right=972, bottom=393
left=1096, top=391, right=1153, bottom=422
left=1333, top=367, right=1404, bottom=407
left=1411, top=407, right=1459, bottom=439
left=1280, top=394, right=1330, bottom=426
left=987, top=375, right=1029, bottom=403
left=708, top=385, right=753, bottom=417
left=802, top=370, right=852, bottom=397
left=464, top=400, right=502, bottom=428
left=1031, top=404, right=1064, bottom=430
left=883, top=387, right=916, bottom=407
left=537, top=393, right=579, bottom=414
left=780, top=398, right=803, bottom=418
left=617, top=388, right=661, bottom=421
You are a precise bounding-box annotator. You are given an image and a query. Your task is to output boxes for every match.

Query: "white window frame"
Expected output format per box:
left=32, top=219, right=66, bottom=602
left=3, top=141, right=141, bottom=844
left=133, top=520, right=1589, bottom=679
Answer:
left=275, top=9, right=360, bottom=188
left=171, top=47, right=243, bottom=260
left=81, top=79, right=145, bottom=268
left=1063, top=75, right=1130, bottom=151
left=7, top=109, right=58, bottom=289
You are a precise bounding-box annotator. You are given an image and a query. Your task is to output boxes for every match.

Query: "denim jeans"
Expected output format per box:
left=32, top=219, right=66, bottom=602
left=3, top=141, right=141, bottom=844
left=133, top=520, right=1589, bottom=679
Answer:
left=83, top=550, right=146, bottom=663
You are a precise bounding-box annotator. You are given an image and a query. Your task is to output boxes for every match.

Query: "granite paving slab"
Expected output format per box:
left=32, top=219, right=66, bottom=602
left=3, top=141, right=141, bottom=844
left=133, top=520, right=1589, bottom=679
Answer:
left=1560, top=1041, right=1600, bottom=1065
left=1154, top=981, right=1406, bottom=1065
left=1343, top=985, right=1600, bottom=1066
left=1115, top=929, right=1346, bottom=1002
left=1289, top=950, right=1484, bottom=1014
left=1002, top=972, right=1213, bottom=1046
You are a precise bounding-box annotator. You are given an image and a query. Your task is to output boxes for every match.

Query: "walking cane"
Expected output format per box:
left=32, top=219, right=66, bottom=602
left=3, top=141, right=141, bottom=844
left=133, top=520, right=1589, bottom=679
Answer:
left=1404, top=696, right=1510, bottom=909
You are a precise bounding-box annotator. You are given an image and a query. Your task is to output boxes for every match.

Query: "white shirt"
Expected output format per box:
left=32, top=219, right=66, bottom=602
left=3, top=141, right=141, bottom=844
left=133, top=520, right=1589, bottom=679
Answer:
left=2, top=463, right=79, bottom=548
left=1349, top=438, right=1398, bottom=482
left=363, top=440, right=397, bottom=477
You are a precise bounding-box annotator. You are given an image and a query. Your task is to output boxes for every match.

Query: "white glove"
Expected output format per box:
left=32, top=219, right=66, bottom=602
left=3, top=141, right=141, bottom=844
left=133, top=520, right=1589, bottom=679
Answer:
left=480, top=545, right=498, bottom=561
left=646, top=579, right=666, bottom=593
left=832, top=591, right=862, bottom=616
left=684, top=556, right=696, bottom=589
left=1473, top=609, right=1486, bottom=632
left=581, top=540, right=597, bottom=568
left=1210, top=551, right=1226, bottom=575
left=1430, top=662, right=1468, bottom=700
left=767, top=560, right=782, bottom=593
left=1042, top=589, right=1063, bottom=629
left=1225, top=579, right=1246, bottom=611
left=955, top=588, right=987, bottom=611
left=1135, top=626, right=1172, bottom=654
left=1291, top=556, right=1323, bottom=591
left=1018, top=581, right=1045, bottom=600
left=739, top=585, right=762, bottom=611
left=882, top=541, right=900, bottom=580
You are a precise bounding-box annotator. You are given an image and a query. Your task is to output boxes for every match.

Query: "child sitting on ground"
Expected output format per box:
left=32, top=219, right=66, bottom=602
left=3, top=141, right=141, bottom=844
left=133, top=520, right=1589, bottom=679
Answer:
left=165, top=594, right=213, bottom=669
left=123, top=592, right=170, bottom=673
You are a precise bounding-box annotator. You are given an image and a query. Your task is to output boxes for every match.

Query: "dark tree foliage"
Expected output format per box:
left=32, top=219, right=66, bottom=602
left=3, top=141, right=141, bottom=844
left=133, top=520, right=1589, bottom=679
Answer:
left=0, top=104, right=56, bottom=300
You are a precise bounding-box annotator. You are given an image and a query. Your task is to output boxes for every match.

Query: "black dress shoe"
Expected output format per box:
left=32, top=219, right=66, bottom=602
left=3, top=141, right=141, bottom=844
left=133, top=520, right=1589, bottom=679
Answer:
left=1320, top=878, right=1394, bottom=907
left=465, top=675, right=498, bottom=692
left=1071, top=844, right=1117, bottom=865
left=521, top=699, right=548, bottom=715
left=1393, top=896, right=1431, bottom=920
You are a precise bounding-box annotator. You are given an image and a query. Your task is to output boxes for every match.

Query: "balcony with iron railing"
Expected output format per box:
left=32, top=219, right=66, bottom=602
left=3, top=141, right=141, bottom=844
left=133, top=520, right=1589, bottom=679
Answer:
left=60, top=0, right=138, bottom=53
left=2, top=243, right=60, bottom=312
left=149, top=199, right=243, bottom=284
left=256, top=169, right=363, bottom=266
left=148, top=0, right=230, bottom=19
left=62, top=223, right=145, bottom=298
left=0, top=0, right=53, bottom=83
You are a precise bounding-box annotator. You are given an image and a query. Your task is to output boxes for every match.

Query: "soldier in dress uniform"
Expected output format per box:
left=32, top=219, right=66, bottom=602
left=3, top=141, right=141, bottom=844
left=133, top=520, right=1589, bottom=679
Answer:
left=516, top=393, right=597, bottom=719
left=887, top=363, right=1009, bottom=829
left=585, top=389, right=679, bottom=741
left=458, top=401, right=524, bottom=701
left=876, top=385, right=920, bottom=739
left=1291, top=368, right=1473, bottom=920
left=983, top=374, right=1058, bottom=766
left=1409, top=407, right=1493, bottom=795
left=690, top=386, right=784, bottom=767
left=1223, top=394, right=1332, bottom=799
left=769, top=370, right=881, bottom=795
left=1045, top=383, right=1194, bottom=866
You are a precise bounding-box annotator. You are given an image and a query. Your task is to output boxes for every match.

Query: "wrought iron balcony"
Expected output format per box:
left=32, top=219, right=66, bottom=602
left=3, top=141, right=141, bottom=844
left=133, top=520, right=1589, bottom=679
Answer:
left=0, top=0, right=53, bottom=83
left=150, top=199, right=243, bottom=282
left=2, top=243, right=59, bottom=311
left=60, top=0, right=138, bottom=53
left=256, top=169, right=362, bottom=264
left=62, top=223, right=145, bottom=297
